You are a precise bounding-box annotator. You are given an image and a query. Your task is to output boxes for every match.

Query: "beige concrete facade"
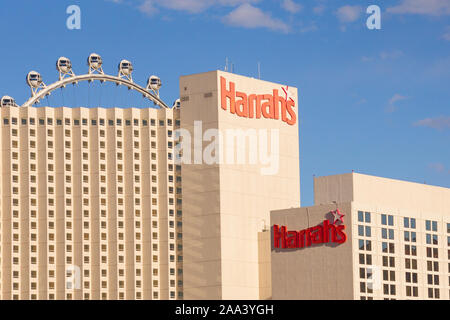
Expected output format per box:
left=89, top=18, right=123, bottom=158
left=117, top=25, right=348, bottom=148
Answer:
left=180, top=70, right=300, bottom=299
left=0, top=105, right=183, bottom=300
left=271, top=173, right=450, bottom=300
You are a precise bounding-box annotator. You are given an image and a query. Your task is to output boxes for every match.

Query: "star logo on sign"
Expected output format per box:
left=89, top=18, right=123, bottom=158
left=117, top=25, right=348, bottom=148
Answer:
left=331, top=209, right=345, bottom=225
left=281, top=85, right=295, bottom=104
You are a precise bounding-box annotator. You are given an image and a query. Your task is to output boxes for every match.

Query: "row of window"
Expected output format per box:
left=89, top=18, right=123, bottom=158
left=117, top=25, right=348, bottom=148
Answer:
left=3, top=117, right=179, bottom=127
left=10, top=289, right=183, bottom=300
left=12, top=138, right=165, bottom=150
left=9, top=174, right=179, bottom=184
left=358, top=212, right=449, bottom=233
left=8, top=208, right=181, bottom=219
left=9, top=128, right=174, bottom=140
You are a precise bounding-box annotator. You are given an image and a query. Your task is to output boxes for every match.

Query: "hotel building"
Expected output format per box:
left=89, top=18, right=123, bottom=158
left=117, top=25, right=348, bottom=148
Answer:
left=0, top=69, right=301, bottom=300
left=0, top=105, right=183, bottom=300
left=180, top=70, right=300, bottom=300
left=5, top=68, right=447, bottom=302
left=269, top=172, right=450, bottom=300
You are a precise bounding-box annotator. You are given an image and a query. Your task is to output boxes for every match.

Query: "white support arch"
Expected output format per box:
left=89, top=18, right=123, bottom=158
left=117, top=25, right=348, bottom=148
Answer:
left=20, top=54, right=172, bottom=109
left=21, top=73, right=170, bottom=108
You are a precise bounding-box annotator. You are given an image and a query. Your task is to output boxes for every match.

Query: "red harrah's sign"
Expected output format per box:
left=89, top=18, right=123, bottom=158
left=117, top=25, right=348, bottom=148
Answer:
left=273, top=210, right=347, bottom=249
left=220, top=77, right=297, bottom=126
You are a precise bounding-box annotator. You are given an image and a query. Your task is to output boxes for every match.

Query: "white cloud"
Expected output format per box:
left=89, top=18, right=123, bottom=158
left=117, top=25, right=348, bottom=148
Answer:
left=428, top=162, right=449, bottom=174
left=138, top=0, right=209, bottom=14
left=218, top=0, right=259, bottom=5
left=387, top=0, right=450, bottom=16
left=386, top=94, right=408, bottom=113
left=336, top=5, right=362, bottom=23
left=223, top=4, right=290, bottom=33
left=356, top=98, right=367, bottom=105
left=313, top=5, right=326, bottom=15
left=299, top=24, right=318, bottom=33
left=114, top=0, right=290, bottom=33
left=442, top=27, right=450, bottom=41
left=157, top=0, right=212, bottom=13
left=389, top=94, right=408, bottom=105
left=414, top=116, right=450, bottom=130
left=139, top=0, right=158, bottom=15
left=380, top=50, right=404, bottom=60
left=361, top=50, right=404, bottom=62
left=281, top=0, right=302, bottom=14
left=136, top=0, right=259, bottom=14
left=426, top=56, right=450, bottom=77
left=361, top=56, right=374, bottom=62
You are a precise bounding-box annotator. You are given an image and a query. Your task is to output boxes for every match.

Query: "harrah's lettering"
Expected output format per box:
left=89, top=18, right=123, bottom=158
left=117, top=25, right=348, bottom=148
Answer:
left=273, top=220, right=347, bottom=249
left=220, top=76, right=297, bottom=126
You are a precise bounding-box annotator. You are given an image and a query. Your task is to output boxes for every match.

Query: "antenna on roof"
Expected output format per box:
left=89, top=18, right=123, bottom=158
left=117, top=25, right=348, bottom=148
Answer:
left=225, top=57, right=229, bottom=72
left=257, top=62, right=261, bottom=79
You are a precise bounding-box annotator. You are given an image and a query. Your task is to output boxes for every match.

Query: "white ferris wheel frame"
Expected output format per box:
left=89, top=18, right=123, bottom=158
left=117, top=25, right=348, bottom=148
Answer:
left=21, top=56, right=170, bottom=109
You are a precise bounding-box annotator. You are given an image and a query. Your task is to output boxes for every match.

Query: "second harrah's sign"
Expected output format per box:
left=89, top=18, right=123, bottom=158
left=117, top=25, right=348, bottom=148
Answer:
left=220, top=76, right=297, bottom=126
left=273, top=210, right=347, bottom=249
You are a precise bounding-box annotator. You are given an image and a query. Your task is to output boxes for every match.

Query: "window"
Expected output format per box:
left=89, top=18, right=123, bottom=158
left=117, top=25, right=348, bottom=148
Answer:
left=358, top=225, right=371, bottom=237
left=383, top=270, right=396, bottom=281
left=381, top=214, right=392, bottom=226
left=404, top=231, right=411, bottom=242
left=405, top=244, right=417, bottom=256
left=432, top=221, right=438, bottom=232
left=358, top=211, right=370, bottom=223
left=428, top=288, right=440, bottom=299
left=382, top=256, right=395, bottom=267
left=404, top=217, right=416, bottom=229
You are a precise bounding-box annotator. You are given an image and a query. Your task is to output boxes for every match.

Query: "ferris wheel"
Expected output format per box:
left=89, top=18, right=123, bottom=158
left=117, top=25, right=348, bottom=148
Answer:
left=1, top=53, right=176, bottom=109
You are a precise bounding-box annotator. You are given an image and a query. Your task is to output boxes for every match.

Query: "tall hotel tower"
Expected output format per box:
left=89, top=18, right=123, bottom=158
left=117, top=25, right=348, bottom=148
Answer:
left=180, top=71, right=300, bottom=300
left=0, top=105, right=183, bottom=300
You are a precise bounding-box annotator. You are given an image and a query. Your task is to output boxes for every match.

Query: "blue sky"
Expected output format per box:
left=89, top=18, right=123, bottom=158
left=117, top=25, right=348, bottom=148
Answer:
left=0, top=0, right=449, bottom=205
